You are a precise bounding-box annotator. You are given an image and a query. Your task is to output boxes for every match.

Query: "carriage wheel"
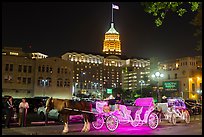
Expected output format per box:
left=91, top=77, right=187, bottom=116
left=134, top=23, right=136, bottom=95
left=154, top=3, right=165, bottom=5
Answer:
left=105, top=115, right=119, bottom=132
left=92, top=115, right=104, bottom=130
left=184, top=110, right=190, bottom=124
left=171, top=113, right=177, bottom=125
left=147, top=112, right=159, bottom=129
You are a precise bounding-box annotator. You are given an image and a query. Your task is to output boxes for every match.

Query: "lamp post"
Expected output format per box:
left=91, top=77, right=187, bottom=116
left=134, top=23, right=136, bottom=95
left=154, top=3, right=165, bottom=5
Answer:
left=41, top=79, right=48, bottom=96
left=139, top=80, right=145, bottom=97
left=151, top=72, right=164, bottom=103
left=81, top=72, right=86, bottom=92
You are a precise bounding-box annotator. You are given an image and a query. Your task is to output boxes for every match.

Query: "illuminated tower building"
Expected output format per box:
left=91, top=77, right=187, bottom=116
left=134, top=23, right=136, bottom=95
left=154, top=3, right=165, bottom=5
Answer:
left=103, top=23, right=121, bottom=55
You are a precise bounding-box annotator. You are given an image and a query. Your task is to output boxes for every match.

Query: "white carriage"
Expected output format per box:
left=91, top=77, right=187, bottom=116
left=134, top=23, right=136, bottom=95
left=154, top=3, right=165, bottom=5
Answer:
left=156, top=98, right=190, bottom=125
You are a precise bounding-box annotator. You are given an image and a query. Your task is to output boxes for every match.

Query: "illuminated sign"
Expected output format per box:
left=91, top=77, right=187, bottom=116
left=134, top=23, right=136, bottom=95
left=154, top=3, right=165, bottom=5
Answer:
left=10, top=52, right=19, bottom=56
left=163, top=81, right=179, bottom=91
left=107, top=89, right=112, bottom=94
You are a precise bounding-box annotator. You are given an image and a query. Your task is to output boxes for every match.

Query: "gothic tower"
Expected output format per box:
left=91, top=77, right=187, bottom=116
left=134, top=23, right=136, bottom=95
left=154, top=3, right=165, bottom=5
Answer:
left=102, top=23, right=121, bottom=55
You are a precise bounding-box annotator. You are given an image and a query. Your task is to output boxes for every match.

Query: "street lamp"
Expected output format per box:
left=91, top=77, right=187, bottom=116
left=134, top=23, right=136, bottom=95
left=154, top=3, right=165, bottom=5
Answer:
left=81, top=72, right=86, bottom=92
left=151, top=72, right=164, bottom=103
left=139, top=80, right=145, bottom=97
left=41, top=79, right=48, bottom=96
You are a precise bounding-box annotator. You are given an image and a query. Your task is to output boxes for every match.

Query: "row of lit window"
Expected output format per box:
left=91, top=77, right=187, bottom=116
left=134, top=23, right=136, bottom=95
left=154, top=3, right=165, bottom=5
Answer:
left=37, top=77, right=70, bottom=87
left=4, top=64, right=33, bottom=73
left=38, top=65, right=69, bottom=74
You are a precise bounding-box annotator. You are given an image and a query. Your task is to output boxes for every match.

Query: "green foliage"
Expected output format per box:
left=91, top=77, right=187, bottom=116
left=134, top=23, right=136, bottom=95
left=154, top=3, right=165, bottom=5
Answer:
left=141, top=2, right=201, bottom=27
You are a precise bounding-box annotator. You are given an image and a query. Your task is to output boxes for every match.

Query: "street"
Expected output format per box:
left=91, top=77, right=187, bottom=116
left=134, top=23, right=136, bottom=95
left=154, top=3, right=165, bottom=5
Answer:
left=2, top=114, right=202, bottom=135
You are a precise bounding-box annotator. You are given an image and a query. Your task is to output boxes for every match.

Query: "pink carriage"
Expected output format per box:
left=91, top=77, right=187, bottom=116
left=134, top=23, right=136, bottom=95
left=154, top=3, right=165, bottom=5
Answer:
left=92, top=97, right=159, bottom=131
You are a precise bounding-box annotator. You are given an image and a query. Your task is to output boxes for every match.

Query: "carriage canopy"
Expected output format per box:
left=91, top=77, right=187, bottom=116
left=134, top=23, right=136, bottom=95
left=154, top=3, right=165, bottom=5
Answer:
left=134, top=97, right=154, bottom=107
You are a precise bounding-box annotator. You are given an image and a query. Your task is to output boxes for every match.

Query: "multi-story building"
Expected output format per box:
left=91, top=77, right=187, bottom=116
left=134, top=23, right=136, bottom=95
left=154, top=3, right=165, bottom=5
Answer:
left=61, top=52, right=103, bottom=96
left=122, top=58, right=151, bottom=91
left=159, top=56, right=202, bottom=101
left=2, top=47, right=35, bottom=98
left=2, top=47, right=73, bottom=99
left=34, top=57, right=73, bottom=99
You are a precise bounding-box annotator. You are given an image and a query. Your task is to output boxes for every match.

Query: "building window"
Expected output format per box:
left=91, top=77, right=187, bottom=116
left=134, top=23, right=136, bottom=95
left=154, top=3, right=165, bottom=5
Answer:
left=50, top=67, right=53, bottom=73
left=9, top=64, right=13, bottom=71
left=28, top=66, right=32, bottom=73
left=46, top=66, right=49, bottom=72
left=38, top=77, right=43, bottom=86
left=5, top=64, right=9, bottom=71
left=18, top=65, right=22, bottom=72
left=175, top=73, right=177, bottom=79
left=42, top=65, right=45, bottom=72
left=200, top=83, right=202, bottom=90
left=17, top=77, right=21, bottom=84
left=168, top=74, right=170, bottom=80
left=57, top=78, right=63, bottom=87
left=65, top=68, right=67, bottom=74
left=27, top=78, right=31, bottom=84
left=23, top=77, right=26, bottom=84
left=64, top=79, right=69, bottom=87
left=23, top=65, right=27, bottom=73
left=38, top=66, right=41, bottom=72
left=57, top=68, right=60, bottom=73
left=61, top=68, right=64, bottom=74
left=192, top=83, right=195, bottom=92
left=46, top=77, right=51, bottom=86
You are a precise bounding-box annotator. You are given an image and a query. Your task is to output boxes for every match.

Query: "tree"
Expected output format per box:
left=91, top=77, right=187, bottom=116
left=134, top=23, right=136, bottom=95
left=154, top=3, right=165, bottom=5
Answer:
left=141, top=2, right=202, bottom=51
left=141, top=2, right=202, bottom=27
left=190, top=7, right=202, bottom=51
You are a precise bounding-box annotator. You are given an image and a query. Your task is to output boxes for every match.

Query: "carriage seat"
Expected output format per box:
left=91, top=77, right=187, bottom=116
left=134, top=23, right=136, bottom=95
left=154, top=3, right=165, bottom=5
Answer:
left=118, top=105, right=131, bottom=117
left=96, top=101, right=108, bottom=114
left=156, top=103, right=168, bottom=113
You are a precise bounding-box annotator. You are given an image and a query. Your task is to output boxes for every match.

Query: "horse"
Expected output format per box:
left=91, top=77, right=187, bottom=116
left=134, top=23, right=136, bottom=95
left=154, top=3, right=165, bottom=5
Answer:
left=45, top=97, right=93, bottom=133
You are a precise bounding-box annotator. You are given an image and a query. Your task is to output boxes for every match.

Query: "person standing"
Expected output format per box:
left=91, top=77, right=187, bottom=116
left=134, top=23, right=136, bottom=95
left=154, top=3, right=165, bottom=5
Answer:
left=19, top=98, right=29, bottom=127
left=115, top=93, right=122, bottom=110
left=5, top=96, right=14, bottom=128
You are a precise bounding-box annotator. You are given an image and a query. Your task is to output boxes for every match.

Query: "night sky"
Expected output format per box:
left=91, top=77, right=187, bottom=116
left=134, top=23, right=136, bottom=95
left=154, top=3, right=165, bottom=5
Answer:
left=2, top=2, right=201, bottom=60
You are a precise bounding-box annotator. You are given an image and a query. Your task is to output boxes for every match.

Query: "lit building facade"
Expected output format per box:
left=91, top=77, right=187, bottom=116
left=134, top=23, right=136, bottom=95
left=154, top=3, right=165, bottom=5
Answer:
left=61, top=52, right=104, bottom=96
left=159, top=56, right=202, bottom=101
left=122, top=58, right=151, bottom=91
left=2, top=47, right=35, bottom=98
left=34, top=57, right=73, bottom=99
left=103, top=55, right=125, bottom=89
left=2, top=47, right=73, bottom=99
left=102, top=23, right=121, bottom=55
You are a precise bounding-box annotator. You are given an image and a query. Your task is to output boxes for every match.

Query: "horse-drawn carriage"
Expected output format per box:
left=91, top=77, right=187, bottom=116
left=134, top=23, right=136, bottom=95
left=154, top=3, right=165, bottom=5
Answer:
left=92, top=97, right=159, bottom=132
left=156, top=98, right=190, bottom=125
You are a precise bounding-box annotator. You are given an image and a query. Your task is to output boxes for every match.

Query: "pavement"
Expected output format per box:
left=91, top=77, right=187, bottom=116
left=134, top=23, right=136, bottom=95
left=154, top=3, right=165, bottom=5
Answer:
left=2, top=114, right=202, bottom=135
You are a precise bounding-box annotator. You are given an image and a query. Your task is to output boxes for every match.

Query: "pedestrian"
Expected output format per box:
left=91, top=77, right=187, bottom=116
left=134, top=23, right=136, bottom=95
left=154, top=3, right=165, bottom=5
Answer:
left=115, top=93, right=122, bottom=110
left=19, top=98, right=29, bottom=127
left=106, top=94, right=115, bottom=111
left=5, top=96, right=14, bottom=128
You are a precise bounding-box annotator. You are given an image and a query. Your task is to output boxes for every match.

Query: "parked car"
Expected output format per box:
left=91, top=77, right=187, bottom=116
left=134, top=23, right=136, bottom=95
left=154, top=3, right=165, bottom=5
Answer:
left=37, top=106, right=83, bottom=122
left=123, top=99, right=134, bottom=106
left=185, top=99, right=202, bottom=115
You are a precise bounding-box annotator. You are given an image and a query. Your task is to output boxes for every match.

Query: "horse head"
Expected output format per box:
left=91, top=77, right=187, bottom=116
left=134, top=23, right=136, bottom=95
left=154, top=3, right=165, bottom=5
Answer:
left=45, top=97, right=54, bottom=113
